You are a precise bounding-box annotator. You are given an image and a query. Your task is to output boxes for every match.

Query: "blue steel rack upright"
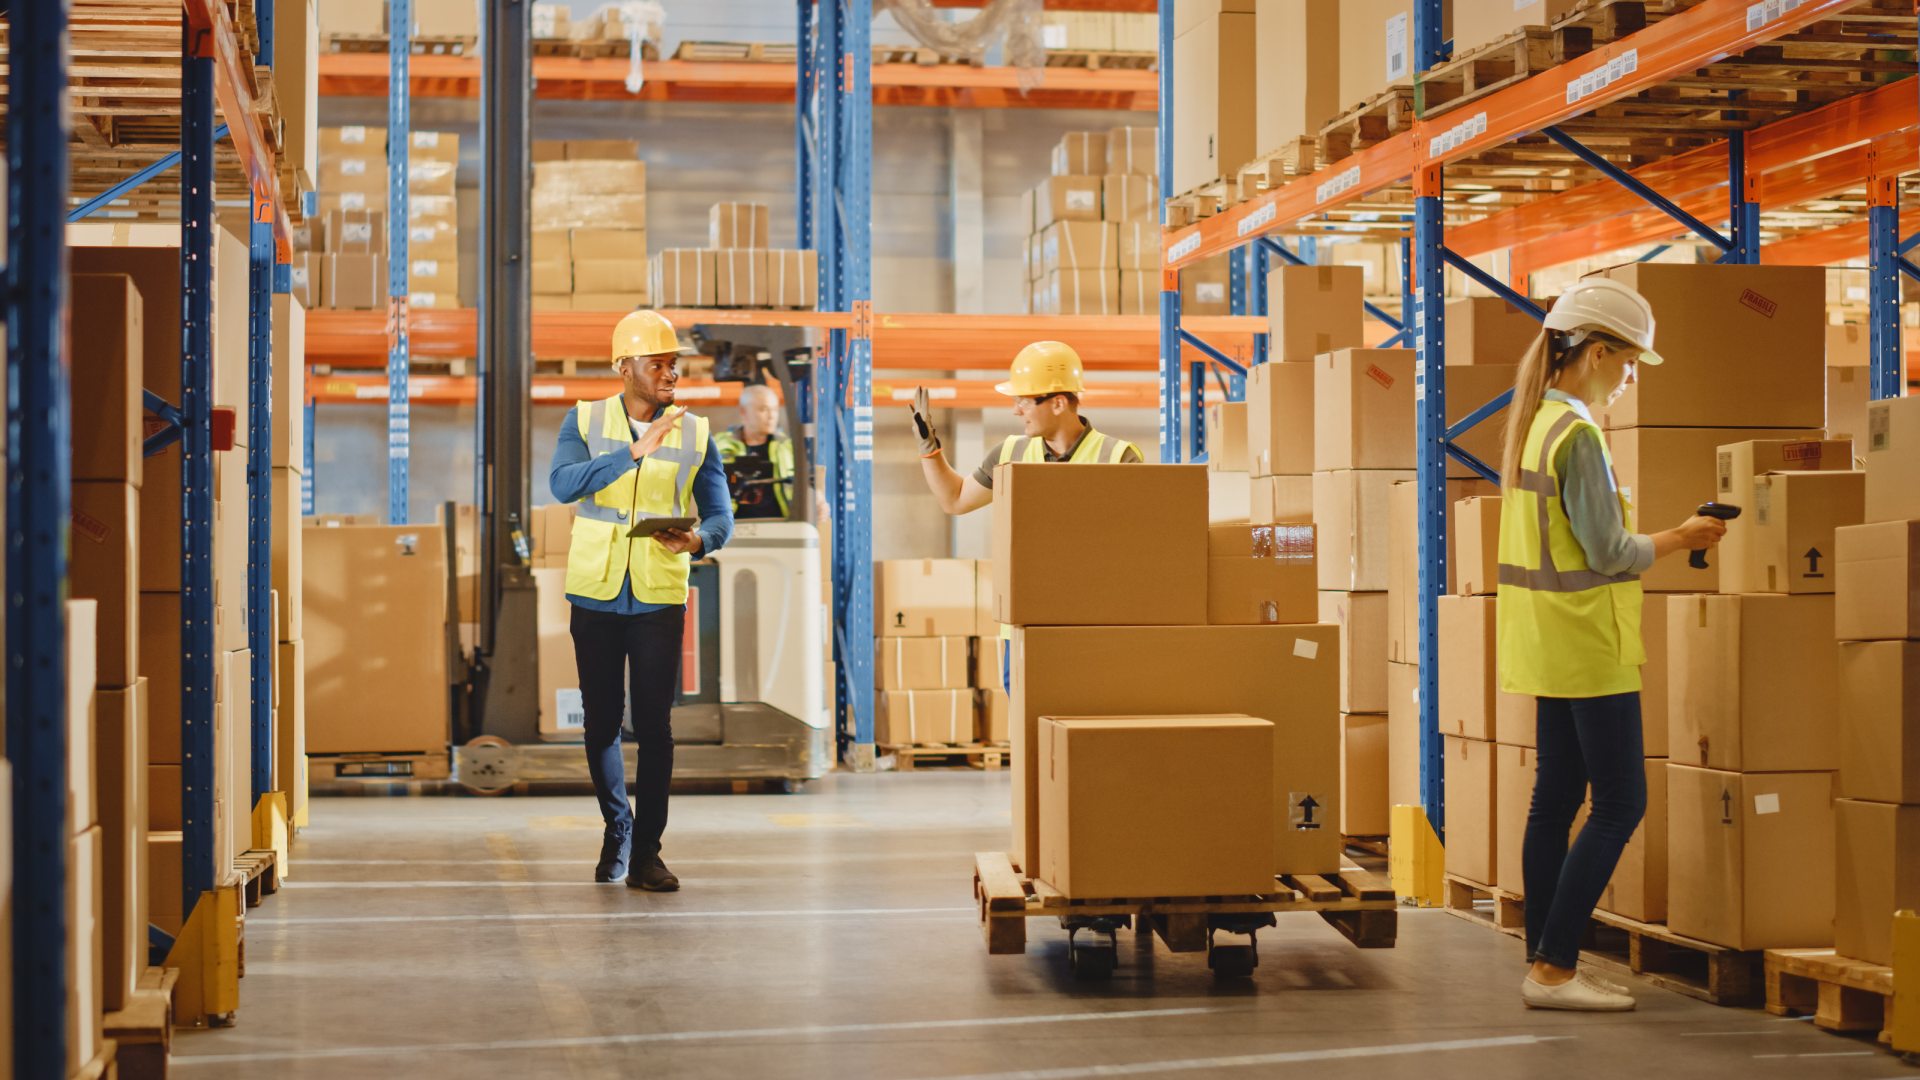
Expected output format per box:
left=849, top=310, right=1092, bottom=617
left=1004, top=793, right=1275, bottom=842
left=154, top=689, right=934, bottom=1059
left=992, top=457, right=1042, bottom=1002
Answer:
left=389, top=0, right=413, bottom=524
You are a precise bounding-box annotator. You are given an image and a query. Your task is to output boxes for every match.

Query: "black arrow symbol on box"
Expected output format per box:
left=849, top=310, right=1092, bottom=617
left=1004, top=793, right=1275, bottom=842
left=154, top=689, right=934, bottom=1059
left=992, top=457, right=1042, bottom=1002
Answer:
left=1805, top=547, right=1824, bottom=576
left=1721, top=789, right=1733, bottom=825
left=1298, top=794, right=1320, bottom=828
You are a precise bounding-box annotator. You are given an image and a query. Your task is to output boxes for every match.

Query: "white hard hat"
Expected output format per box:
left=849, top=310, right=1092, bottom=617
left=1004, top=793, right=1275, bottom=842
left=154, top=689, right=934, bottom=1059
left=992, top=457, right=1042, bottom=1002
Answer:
left=1544, top=277, right=1664, bottom=366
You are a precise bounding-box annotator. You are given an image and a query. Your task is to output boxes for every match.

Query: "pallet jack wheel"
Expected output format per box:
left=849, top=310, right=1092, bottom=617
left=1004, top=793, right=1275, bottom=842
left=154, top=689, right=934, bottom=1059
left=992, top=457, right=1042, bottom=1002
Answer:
left=1070, top=943, right=1117, bottom=981
left=1207, top=944, right=1257, bottom=980
left=776, top=778, right=807, bottom=795
left=1062, top=915, right=1126, bottom=982
left=456, top=735, right=519, bottom=795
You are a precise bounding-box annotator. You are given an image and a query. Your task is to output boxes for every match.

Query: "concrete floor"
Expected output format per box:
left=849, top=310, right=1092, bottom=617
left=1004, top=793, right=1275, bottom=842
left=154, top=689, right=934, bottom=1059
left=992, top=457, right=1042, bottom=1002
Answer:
left=173, top=772, right=1920, bottom=1079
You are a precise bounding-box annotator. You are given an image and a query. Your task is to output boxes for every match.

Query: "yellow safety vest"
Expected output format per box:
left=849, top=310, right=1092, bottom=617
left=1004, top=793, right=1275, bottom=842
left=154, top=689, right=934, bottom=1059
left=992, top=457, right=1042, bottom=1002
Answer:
left=563, top=395, right=710, bottom=605
left=1495, top=398, right=1645, bottom=698
left=713, top=427, right=795, bottom=517
left=994, top=425, right=1137, bottom=467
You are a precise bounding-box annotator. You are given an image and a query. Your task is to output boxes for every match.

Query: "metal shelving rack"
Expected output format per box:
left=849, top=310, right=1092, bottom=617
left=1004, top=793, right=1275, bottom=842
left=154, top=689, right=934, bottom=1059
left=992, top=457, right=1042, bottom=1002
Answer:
left=1157, top=0, right=1915, bottom=845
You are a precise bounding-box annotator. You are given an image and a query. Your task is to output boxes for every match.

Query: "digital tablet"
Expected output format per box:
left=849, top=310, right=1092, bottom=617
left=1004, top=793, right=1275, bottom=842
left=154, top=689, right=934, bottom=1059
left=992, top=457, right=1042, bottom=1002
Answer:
left=626, top=516, right=698, bottom=538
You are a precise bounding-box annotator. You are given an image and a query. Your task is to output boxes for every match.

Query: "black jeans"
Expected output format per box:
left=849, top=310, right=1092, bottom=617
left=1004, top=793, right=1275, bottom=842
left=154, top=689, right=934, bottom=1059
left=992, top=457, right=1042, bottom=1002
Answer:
left=1523, top=691, right=1648, bottom=970
left=570, top=604, right=684, bottom=858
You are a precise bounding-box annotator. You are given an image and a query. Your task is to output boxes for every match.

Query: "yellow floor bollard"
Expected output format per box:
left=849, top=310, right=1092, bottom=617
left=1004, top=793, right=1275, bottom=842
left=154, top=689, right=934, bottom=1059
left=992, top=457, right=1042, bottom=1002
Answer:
left=1389, top=803, right=1445, bottom=907
left=166, top=884, right=242, bottom=1026
left=253, top=792, right=291, bottom=881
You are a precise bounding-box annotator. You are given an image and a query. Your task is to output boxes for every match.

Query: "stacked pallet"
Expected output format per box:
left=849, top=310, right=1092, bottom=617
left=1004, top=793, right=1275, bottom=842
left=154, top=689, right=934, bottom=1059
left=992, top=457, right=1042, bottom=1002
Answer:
left=873, top=560, right=995, bottom=751
left=1022, top=128, right=1169, bottom=315
left=652, top=201, right=818, bottom=310
left=533, top=141, right=651, bottom=312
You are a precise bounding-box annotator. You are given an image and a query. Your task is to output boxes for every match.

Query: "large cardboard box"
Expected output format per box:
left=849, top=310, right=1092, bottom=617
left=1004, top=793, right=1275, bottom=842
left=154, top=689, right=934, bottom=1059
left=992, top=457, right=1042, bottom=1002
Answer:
left=274, top=0, right=320, bottom=193
left=1454, top=0, right=1577, bottom=56
left=94, top=680, right=147, bottom=1012
left=324, top=253, right=384, bottom=310
left=1641, top=593, right=1673, bottom=758
left=1836, top=520, right=1920, bottom=640
left=1042, top=220, right=1122, bottom=272
left=1437, top=595, right=1495, bottom=740
left=876, top=559, right=977, bottom=638
left=276, top=641, right=306, bottom=824
left=271, top=468, right=304, bottom=641
left=992, top=464, right=1208, bottom=626
left=1049, top=132, right=1108, bottom=177
left=71, top=274, right=145, bottom=486
left=1829, top=366, right=1871, bottom=446
left=1834, top=798, right=1920, bottom=965
left=1454, top=496, right=1501, bottom=596
left=140, top=593, right=181, bottom=764
left=714, top=249, right=769, bottom=308
left=1716, top=439, right=1855, bottom=582
left=147, top=832, right=182, bottom=933
left=1181, top=254, right=1231, bottom=315
left=1208, top=523, right=1317, bottom=625
left=1256, top=0, right=1341, bottom=152
left=1387, top=478, right=1497, bottom=661
left=1106, top=126, right=1155, bottom=175
left=1865, top=394, right=1920, bottom=523
left=1611, top=426, right=1824, bottom=592
left=768, top=249, right=819, bottom=309
left=1442, top=735, right=1496, bottom=885
left=70, top=482, right=139, bottom=688
left=272, top=294, right=307, bottom=472
left=1387, top=660, right=1420, bottom=809
left=1038, top=715, right=1276, bottom=897
left=1314, top=469, right=1413, bottom=591
left=1249, top=474, right=1313, bottom=525
left=875, top=637, right=971, bottom=691
left=1342, top=712, right=1390, bottom=836
left=651, top=249, right=715, bottom=308
left=979, top=688, right=1010, bottom=744
left=1319, top=590, right=1388, bottom=714
left=1117, top=220, right=1160, bottom=272
left=1204, top=400, right=1248, bottom=471
left=531, top=568, right=581, bottom=741
left=1600, top=264, right=1825, bottom=430
left=303, top=526, right=450, bottom=754
left=1012, top=624, right=1343, bottom=875
left=1667, top=764, right=1835, bottom=950
left=1446, top=297, right=1541, bottom=366
left=68, top=601, right=99, bottom=832
left=1597, top=758, right=1670, bottom=923
left=1668, top=594, right=1839, bottom=773
left=708, top=202, right=770, bottom=249
left=67, top=825, right=104, bottom=1069
left=1172, top=8, right=1257, bottom=194
left=1101, top=174, right=1158, bottom=223
left=1032, top=175, right=1103, bottom=228
left=1838, top=641, right=1920, bottom=803
left=1246, top=359, right=1315, bottom=478
left=1719, top=470, right=1865, bottom=595
left=1339, top=0, right=1450, bottom=104
left=1268, top=265, right=1363, bottom=364
left=876, top=689, right=974, bottom=746
left=1314, top=349, right=1414, bottom=471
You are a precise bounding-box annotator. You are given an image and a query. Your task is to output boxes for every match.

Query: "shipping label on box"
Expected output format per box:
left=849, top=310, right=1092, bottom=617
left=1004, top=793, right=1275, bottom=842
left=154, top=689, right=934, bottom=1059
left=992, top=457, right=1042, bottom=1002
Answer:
left=1032, top=176, right=1103, bottom=228
left=1315, top=349, right=1417, bottom=471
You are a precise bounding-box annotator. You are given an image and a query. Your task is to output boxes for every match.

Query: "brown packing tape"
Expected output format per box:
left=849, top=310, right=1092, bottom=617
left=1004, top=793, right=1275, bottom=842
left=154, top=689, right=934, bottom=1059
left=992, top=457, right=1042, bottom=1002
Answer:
left=1317, top=265, right=1335, bottom=290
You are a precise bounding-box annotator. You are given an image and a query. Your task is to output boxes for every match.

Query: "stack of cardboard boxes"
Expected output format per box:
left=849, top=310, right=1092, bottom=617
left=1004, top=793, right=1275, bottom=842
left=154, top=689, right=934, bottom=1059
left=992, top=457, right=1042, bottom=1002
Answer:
left=1022, top=128, right=1170, bottom=316
left=1831, top=396, right=1920, bottom=966
left=874, top=560, right=983, bottom=748
left=996, top=462, right=1337, bottom=892
left=533, top=141, right=650, bottom=312
left=1827, top=323, right=1872, bottom=446
left=271, top=294, right=310, bottom=829
left=1040, top=10, right=1156, bottom=54
left=653, top=201, right=819, bottom=311
left=529, top=504, right=583, bottom=741
left=317, top=0, right=477, bottom=42
left=303, top=125, right=389, bottom=311
left=405, top=131, right=461, bottom=309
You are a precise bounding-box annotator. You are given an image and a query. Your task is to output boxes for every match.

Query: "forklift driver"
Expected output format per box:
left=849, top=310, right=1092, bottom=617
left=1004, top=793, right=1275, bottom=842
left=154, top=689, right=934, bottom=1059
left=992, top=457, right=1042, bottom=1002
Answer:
left=714, top=383, right=796, bottom=520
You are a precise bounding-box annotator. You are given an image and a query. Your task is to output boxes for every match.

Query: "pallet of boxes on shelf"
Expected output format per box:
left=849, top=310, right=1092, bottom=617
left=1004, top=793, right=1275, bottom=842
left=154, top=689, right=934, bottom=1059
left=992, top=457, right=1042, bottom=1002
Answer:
left=874, top=559, right=986, bottom=765
left=646, top=198, right=818, bottom=313
left=1023, top=127, right=1160, bottom=317
left=533, top=140, right=650, bottom=313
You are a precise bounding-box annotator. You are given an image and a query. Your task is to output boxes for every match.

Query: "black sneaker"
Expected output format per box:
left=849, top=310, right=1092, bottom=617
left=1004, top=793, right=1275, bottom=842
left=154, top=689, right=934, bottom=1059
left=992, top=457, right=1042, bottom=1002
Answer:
left=594, top=831, right=631, bottom=883
left=626, top=856, right=680, bottom=892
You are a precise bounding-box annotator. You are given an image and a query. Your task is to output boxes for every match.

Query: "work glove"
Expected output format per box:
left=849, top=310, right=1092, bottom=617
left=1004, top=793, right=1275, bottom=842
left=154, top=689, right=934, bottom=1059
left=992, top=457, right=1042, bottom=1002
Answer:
left=910, top=386, right=941, bottom=457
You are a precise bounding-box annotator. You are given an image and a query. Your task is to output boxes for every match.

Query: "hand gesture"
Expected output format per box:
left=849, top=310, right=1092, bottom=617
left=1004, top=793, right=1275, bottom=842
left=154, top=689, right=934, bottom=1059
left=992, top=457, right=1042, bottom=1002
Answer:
left=629, top=406, right=687, bottom=461
left=909, top=387, right=941, bottom=456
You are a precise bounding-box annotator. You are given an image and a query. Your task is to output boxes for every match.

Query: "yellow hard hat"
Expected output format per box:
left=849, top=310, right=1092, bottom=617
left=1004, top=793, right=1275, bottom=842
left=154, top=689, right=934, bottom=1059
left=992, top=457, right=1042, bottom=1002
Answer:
left=611, top=309, right=680, bottom=371
left=995, top=340, right=1085, bottom=397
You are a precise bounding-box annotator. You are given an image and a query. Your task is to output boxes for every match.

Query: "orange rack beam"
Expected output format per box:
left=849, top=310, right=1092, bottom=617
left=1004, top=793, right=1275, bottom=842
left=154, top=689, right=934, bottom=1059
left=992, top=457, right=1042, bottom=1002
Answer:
left=317, top=53, right=1157, bottom=110
left=307, top=373, right=1176, bottom=410
left=185, top=0, right=294, bottom=258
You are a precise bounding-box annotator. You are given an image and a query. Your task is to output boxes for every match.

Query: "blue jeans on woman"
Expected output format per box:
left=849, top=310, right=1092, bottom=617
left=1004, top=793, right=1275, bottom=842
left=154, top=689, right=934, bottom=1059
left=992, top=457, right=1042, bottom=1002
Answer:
left=1523, top=691, right=1649, bottom=969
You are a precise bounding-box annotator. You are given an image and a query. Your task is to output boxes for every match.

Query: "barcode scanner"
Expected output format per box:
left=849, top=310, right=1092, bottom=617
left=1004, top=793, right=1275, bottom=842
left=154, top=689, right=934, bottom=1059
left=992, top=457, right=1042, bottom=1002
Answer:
left=1689, top=502, right=1743, bottom=570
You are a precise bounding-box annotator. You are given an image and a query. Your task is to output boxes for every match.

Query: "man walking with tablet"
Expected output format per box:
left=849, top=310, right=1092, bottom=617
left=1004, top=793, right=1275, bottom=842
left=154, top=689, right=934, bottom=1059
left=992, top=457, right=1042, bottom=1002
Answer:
left=548, top=310, right=734, bottom=891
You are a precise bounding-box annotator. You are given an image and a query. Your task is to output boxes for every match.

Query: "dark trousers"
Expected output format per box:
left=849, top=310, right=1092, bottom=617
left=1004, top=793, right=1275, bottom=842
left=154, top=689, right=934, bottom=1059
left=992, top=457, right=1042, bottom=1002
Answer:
left=1523, top=691, right=1649, bottom=969
left=570, top=604, right=683, bottom=858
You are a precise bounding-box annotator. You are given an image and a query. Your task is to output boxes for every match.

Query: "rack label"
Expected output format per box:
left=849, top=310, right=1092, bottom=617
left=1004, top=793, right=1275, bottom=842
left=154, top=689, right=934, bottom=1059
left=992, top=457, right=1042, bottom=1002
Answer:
left=1564, top=48, right=1638, bottom=106
left=1747, top=0, right=1807, bottom=32
left=1430, top=112, right=1488, bottom=158
left=1316, top=166, right=1363, bottom=205
left=1168, top=232, right=1202, bottom=262
left=1237, top=202, right=1277, bottom=237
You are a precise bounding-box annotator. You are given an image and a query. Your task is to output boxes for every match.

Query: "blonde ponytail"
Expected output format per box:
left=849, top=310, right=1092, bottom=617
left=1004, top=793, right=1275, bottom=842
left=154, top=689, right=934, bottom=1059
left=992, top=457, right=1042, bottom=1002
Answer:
left=1501, top=330, right=1557, bottom=487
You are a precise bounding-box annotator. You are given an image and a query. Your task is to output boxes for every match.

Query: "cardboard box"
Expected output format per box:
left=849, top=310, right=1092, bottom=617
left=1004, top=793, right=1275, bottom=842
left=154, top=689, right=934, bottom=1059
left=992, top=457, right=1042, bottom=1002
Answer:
left=1106, top=126, right=1155, bottom=175
left=218, top=648, right=253, bottom=867
left=1050, top=132, right=1108, bottom=177
left=1834, top=798, right=1920, bottom=965
left=1012, top=624, right=1343, bottom=875
left=1600, top=264, right=1825, bottom=430
left=1039, top=221, right=1118, bottom=275
left=535, top=160, right=646, bottom=198
left=572, top=258, right=649, bottom=297
left=323, top=207, right=385, bottom=254
left=1204, top=401, right=1247, bottom=471
left=563, top=139, right=639, bottom=161
left=651, top=249, right=715, bottom=308
left=1642, top=593, right=1673, bottom=758
left=533, top=191, right=647, bottom=232
left=272, top=295, right=307, bottom=471
left=978, top=688, right=1010, bottom=744
left=276, top=641, right=306, bottom=824
left=1446, top=297, right=1542, bottom=366
left=1494, top=744, right=1537, bottom=895
left=1836, top=520, right=1920, bottom=640
left=1339, top=0, right=1450, bottom=103
left=303, top=526, right=450, bottom=754
left=1388, top=478, right=1501, bottom=661
left=71, top=275, right=145, bottom=486
left=972, top=562, right=998, bottom=639
left=289, top=253, right=323, bottom=309
left=1314, top=469, right=1414, bottom=591
left=1269, top=265, right=1364, bottom=363
left=70, top=482, right=138, bottom=688
left=324, top=252, right=384, bottom=310
left=271, top=468, right=304, bottom=641
left=1668, top=594, right=1839, bottom=773
left=408, top=255, right=458, bottom=299
left=67, top=600, right=99, bottom=832
left=1246, top=359, right=1314, bottom=478
left=1442, top=364, right=1520, bottom=479
left=1118, top=269, right=1156, bottom=316
left=993, top=464, right=1208, bottom=626
left=1596, top=758, right=1669, bottom=923
left=274, top=0, right=320, bottom=192
left=1494, top=687, right=1534, bottom=748
left=530, top=568, right=581, bottom=740
left=875, top=637, right=971, bottom=691
left=1827, top=322, right=1868, bottom=366
left=1829, top=366, right=1871, bottom=446
left=1249, top=474, right=1313, bottom=525
left=1172, top=9, right=1257, bottom=194
left=1838, top=641, right=1920, bottom=803
left=412, top=0, right=478, bottom=38
left=1034, top=176, right=1103, bottom=228
left=1442, top=735, right=1496, bottom=885
left=768, top=249, right=819, bottom=309
left=707, top=202, right=770, bottom=249
left=1387, top=661, right=1420, bottom=809
left=1667, top=764, right=1835, bottom=950
left=1611, top=425, right=1824, bottom=592
left=94, top=680, right=146, bottom=1011
left=714, top=248, right=769, bottom=307
left=1256, top=0, right=1341, bottom=152
left=1033, top=269, right=1116, bottom=316
left=139, top=593, right=180, bottom=764
left=1454, top=0, right=1577, bottom=56
left=1341, top=712, right=1390, bottom=837
left=1319, top=591, right=1388, bottom=714
left=1117, top=221, right=1161, bottom=271
left=1716, top=438, right=1856, bottom=587
left=876, top=689, right=974, bottom=746
left=317, top=150, right=386, bottom=198
left=1038, top=715, right=1275, bottom=897
left=877, top=559, right=977, bottom=638
left=1181, top=254, right=1231, bottom=315
left=1314, top=349, right=1415, bottom=471
left=67, top=825, right=104, bottom=1068
left=1100, top=174, right=1158, bottom=223
left=1437, top=595, right=1495, bottom=740
left=1208, top=523, right=1317, bottom=625
left=1865, top=394, right=1920, bottom=523
left=1454, top=496, right=1501, bottom=595
left=213, top=448, right=250, bottom=653
left=1720, top=470, right=1865, bottom=595
left=147, top=831, right=182, bottom=928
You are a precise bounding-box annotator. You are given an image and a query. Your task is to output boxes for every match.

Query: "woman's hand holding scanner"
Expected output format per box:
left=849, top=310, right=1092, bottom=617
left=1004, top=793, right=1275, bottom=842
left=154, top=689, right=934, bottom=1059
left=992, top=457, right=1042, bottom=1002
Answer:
left=629, top=406, right=687, bottom=461
left=1649, top=504, right=1736, bottom=567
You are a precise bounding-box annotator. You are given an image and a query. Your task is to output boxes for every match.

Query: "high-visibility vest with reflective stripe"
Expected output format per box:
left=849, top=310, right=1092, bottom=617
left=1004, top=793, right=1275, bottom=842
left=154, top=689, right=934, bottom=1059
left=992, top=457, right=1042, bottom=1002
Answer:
left=564, top=396, right=710, bottom=604
left=1495, top=397, right=1645, bottom=698
left=994, top=426, right=1137, bottom=468
left=712, top=427, right=794, bottom=516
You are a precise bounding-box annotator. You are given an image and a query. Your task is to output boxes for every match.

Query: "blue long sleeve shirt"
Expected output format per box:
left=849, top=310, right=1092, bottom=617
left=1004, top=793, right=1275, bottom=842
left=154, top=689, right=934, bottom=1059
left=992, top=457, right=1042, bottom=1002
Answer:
left=549, top=399, right=734, bottom=613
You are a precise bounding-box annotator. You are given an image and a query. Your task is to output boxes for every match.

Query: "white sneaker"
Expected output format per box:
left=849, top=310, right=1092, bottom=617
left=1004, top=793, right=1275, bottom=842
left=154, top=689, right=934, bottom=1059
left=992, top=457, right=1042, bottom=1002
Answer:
left=1586, top=971, right=1633, bottom=996
left=1522, top=970, right=1636, bottom=1011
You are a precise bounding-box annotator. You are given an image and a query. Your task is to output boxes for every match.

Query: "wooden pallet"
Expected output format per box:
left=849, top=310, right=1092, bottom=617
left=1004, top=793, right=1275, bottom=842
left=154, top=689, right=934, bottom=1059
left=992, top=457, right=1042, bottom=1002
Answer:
left=105, top=966, right=179, bottom=1079
left=531, top=37, right=660, bottom=60
left=1343, top=834, right=1389, bottom=858
left=1044, top=49, right=1156, bottom=71
left=1583, top=908, right=1763, bottom=1006
left=882, top=743, right=1007, bottom=772
left=1420, top=27, right=1564, bottom=120
left=1765, top=948, right=1895, bottom=1044
left=1319, top=87, right=1417, bottom=165
left=1236, top=137, right=1320, bottom=202
left=874, top=45, right=948, bottom=66
left=1443, top=875, right=1527, bottom=938
left=235, top=849, right=279, bottom=908
left=1164, top=186, right=1225, bottom=228
left=324, top=33, right=476, bottom=56
left=673, top=40, right=797, bottom=63
left=974, top=852, right=1399, bottom=958
left=310, top=751, right=452, bottom=782
left=71, top=1039, right=116, bottom=1080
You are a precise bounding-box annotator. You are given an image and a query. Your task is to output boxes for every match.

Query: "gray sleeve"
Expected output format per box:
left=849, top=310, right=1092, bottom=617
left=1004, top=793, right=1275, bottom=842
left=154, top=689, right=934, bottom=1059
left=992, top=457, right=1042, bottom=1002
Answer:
left=972, top=446, right=998, bottom=490
left=1119, top=444, right=1144, bottom=464
left=1557, top=428, right=1656, bottom=576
